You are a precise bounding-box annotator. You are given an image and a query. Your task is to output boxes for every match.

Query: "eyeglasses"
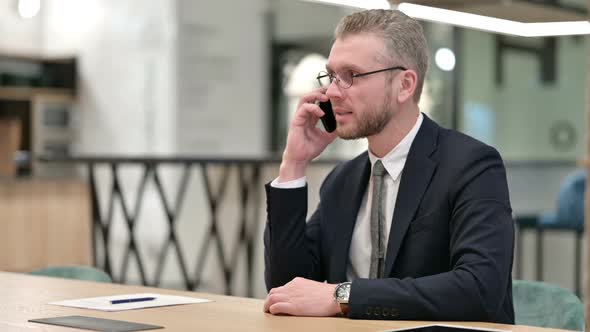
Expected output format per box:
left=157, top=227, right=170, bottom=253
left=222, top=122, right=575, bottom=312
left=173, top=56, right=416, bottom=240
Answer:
left=316, top=66, right=407, bottom=89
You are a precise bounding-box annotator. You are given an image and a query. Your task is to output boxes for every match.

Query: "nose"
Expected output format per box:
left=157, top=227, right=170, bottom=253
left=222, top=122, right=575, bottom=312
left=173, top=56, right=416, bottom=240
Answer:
left=325, top=79, right=343, bottom=99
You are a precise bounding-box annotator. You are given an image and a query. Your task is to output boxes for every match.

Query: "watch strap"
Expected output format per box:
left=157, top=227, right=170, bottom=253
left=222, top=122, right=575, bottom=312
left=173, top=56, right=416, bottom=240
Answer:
left=339, top=303, right=350, bottom=316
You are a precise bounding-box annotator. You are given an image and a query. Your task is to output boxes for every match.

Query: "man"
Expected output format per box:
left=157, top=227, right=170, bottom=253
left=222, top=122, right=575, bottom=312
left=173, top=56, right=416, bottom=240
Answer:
left=263, top=9, right=514, bottom=323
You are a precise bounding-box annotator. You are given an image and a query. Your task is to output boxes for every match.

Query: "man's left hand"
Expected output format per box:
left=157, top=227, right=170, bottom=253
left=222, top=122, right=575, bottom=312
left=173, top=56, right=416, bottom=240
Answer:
left=263, top=277, right=342, bottom=316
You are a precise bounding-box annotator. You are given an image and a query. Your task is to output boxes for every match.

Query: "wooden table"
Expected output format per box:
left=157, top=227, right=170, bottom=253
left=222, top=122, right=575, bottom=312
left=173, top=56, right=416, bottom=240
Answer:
left=0, top=272, right=568, bottom=332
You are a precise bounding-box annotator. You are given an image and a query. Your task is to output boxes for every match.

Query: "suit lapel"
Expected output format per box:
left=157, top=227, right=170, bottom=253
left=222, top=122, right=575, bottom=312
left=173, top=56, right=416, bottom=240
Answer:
left=330, top=154, right=371, bottom=282
left=384, top=114, right=439, bottom=276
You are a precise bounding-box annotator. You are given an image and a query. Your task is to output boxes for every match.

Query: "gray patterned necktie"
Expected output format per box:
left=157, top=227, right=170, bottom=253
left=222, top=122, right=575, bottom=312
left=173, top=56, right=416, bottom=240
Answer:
left=369, top=160, right=387, bottom=279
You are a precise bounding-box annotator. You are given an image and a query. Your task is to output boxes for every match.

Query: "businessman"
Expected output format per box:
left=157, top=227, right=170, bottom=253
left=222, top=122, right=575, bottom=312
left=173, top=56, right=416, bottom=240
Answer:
left=263, top=9, right=514, bottom=323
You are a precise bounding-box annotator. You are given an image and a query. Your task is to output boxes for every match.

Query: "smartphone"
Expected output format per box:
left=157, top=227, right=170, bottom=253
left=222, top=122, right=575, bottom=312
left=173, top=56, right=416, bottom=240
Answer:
left=318, top=100, right=337, bottom=133
left=385, top=324, right=509, bottom=332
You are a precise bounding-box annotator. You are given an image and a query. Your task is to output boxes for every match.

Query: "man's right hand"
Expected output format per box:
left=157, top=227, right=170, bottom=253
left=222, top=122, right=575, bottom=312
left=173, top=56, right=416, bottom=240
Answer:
left=279, top=89, right=338, bottom=182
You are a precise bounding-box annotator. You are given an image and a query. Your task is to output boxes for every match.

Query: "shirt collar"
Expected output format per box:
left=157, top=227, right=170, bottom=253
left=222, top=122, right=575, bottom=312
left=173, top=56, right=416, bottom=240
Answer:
left=368, top=112, right=424, bottom=181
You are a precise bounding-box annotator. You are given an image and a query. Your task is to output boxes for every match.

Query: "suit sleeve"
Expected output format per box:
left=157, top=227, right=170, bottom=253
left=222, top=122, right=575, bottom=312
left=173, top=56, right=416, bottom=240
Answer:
left=348, top=145, right=514, bottom=323
left=263, top=183, right=324, bottom=290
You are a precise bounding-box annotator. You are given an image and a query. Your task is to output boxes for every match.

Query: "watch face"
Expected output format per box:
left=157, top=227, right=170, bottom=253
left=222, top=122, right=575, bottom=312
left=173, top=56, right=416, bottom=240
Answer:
left=336, top=283, right=351, bottom=301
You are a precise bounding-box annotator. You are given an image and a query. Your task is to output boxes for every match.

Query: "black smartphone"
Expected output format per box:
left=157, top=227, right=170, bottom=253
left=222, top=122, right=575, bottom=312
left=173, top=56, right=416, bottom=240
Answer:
left=385, top=325, right=508, bottom=332
left=318, top=100, right=337, bottom=133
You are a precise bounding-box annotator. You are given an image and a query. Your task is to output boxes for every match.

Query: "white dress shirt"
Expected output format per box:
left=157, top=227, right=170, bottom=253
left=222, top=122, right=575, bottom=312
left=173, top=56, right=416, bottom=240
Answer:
left=271, top=113, right=424, bottom=281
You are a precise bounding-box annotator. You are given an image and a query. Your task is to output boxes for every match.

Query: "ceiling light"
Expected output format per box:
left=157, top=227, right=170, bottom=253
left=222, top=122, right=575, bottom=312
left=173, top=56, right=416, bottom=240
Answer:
left=397, top=3, right=590, bottom=37
left=435, top=48, right=456, bottom=71
left=302, top=0, right=390, bottom=10
left=524, top=21, right=590, bottom=37
left=17, top=0, right=40, bottom=19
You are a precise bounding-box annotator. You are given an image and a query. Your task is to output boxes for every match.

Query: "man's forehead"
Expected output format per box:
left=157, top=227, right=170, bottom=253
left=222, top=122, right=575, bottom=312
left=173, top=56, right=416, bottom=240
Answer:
left=327, top=34, right=389, bottom=69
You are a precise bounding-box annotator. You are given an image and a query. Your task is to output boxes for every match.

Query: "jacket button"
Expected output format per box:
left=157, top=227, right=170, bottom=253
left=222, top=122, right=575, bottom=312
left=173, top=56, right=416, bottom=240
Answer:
left=390, top=308, right=399, bottom=317
left=382, top=308, right=389, bottom=317
left=366, top=307, right=372, bottom=316
left=373, top=307, right=381, bottom=316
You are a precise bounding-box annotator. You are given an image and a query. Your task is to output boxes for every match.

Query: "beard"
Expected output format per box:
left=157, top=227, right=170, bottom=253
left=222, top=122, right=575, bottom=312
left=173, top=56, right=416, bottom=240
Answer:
left=336, top=90, right=393, bottom=140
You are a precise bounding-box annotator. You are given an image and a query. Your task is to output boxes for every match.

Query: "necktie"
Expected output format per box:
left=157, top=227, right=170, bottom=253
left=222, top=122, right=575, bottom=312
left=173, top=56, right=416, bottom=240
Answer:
left=369, top=160, right=386, bottom=279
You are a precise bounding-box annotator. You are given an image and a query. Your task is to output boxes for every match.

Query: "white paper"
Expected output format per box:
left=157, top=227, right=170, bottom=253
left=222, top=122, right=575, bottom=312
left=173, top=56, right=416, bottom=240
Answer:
left=49, top=293, right=211, bottom=311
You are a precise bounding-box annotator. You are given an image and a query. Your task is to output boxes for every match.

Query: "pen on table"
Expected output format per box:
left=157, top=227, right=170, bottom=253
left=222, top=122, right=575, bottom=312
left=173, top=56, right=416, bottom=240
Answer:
left=110, top=297, right=156, bottom=305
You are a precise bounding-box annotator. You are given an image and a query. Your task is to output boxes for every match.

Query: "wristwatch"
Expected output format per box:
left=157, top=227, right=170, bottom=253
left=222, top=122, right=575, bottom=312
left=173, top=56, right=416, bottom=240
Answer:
left=334, top=282, right=352, bottom=315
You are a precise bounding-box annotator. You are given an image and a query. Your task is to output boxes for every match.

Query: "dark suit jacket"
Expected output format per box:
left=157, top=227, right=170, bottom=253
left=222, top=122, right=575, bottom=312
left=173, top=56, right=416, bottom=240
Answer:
left=264, top=114, right=515, bottom=323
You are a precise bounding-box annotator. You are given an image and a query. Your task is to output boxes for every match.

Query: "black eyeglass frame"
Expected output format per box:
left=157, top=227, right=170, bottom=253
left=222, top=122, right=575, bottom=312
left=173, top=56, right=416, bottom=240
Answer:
left=316, top=65, right=407, bottom=89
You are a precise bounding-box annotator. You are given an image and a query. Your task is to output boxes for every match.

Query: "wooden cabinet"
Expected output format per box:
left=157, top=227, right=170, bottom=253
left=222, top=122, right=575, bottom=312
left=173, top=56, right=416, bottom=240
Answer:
left=0, top=55, right=87, bottom=272
left=0, top=179, right=92, bottom=272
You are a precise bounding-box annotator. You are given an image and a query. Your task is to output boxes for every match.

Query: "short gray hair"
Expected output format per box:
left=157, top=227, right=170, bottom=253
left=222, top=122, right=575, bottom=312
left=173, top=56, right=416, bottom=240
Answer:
left=335, top=9, right=429, bottom=102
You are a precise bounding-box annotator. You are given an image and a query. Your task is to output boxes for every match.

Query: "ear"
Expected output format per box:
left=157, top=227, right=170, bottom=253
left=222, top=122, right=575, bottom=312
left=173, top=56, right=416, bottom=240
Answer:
left=396, top=70, right=418, bottom=103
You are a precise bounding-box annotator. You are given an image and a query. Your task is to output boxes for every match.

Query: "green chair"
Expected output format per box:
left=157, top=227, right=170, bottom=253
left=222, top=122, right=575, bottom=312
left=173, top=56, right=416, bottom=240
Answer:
left=513, top=280, right=584, bottom=331
left=30, top=265, right=112, bottom=283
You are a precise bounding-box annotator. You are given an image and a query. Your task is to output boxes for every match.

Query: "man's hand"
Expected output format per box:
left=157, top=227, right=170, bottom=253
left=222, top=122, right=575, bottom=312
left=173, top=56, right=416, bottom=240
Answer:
left=279, top=89, right=338, bottom=182
left=263, top=277, right=341, bottom=317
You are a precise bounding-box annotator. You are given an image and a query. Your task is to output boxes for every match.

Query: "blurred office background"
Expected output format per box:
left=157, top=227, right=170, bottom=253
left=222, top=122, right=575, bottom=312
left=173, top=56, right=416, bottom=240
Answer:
left=0, top=0, right=588, bottom=299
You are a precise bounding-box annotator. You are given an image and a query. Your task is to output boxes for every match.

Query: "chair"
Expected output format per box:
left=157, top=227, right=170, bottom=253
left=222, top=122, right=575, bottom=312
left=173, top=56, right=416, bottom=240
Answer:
left=30, top=265, right=112, bottom=283
left=538, top=169, right=585, bottom=229
left=514, top=169, right=586, bottom=296
left=513, top=280, right=584, bottom=331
